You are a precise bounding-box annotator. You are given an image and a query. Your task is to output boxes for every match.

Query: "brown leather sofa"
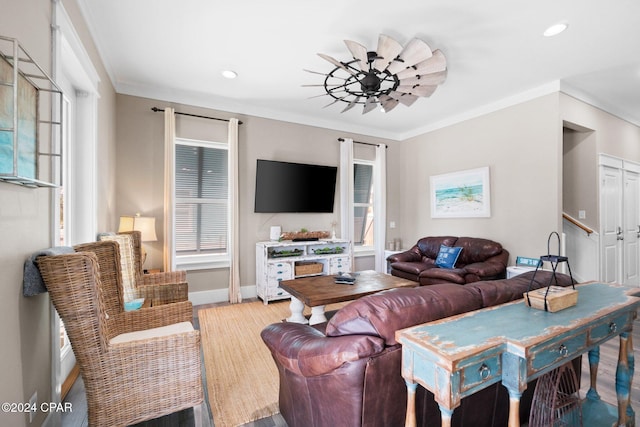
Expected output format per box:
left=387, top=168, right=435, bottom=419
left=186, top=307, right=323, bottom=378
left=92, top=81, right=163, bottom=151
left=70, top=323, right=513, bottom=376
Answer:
left=261, top=270, right=577, bottom=427
left=388, top=236, right=509, bottom=285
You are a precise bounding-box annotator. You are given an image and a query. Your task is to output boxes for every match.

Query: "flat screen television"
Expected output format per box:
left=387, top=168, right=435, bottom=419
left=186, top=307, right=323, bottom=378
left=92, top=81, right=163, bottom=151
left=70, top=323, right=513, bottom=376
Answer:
left=254, top=159, right=337, bottom=213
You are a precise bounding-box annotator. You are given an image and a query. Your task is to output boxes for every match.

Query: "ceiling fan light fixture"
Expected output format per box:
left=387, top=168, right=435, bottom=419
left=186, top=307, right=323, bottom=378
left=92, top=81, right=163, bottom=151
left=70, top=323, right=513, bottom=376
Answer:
left=543, top=21, right=569, bottom=37
left=306, top=34, right=447, bottom=114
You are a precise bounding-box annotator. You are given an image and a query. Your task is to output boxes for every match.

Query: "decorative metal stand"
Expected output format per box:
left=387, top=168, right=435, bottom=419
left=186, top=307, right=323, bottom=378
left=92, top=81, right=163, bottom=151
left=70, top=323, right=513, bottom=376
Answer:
left=529, top=361, right=583, bottom=427
left=525, top=231, right=576, bottom=312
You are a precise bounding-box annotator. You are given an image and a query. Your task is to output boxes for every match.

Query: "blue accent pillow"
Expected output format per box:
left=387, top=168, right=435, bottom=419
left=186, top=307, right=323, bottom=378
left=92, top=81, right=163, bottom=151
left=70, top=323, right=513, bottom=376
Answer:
left=435, top=245, right=463, bottom=269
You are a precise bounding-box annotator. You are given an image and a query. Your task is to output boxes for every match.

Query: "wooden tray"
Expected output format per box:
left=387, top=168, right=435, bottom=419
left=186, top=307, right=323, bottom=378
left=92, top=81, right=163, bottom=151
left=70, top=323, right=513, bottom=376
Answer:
left=524, top=286, right=578, bottom=312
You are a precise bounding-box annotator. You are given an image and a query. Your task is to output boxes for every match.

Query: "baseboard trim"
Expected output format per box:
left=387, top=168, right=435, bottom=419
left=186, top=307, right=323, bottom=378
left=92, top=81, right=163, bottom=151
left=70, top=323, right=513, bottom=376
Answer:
left=189, top=285, right=258, bottom=306
left=61, top=363, right=80, bottom=401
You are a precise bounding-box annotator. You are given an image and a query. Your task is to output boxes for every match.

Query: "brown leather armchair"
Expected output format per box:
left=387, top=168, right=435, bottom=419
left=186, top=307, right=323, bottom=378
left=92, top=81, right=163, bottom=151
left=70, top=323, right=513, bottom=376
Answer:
left=388, top=236, right=509, bottom=285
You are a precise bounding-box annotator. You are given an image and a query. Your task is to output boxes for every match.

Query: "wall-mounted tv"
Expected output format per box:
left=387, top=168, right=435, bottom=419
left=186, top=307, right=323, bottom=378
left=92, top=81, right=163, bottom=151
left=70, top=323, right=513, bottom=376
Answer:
left=254, top=159, right=338, bottom=213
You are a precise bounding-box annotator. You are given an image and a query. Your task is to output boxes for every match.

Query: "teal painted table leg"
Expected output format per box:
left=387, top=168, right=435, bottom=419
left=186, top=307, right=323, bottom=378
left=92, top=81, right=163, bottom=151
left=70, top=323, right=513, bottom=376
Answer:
left=437, top=405, right=454, bottom=427
left=627, top=333, right=635, bottom=426
left=404, top=380, right=417, bottom=427
left=506, top=389, right=522, bottom=427
left=586, top=346, right=601, bottom=400
left=615, top=332, right=634, bottom=426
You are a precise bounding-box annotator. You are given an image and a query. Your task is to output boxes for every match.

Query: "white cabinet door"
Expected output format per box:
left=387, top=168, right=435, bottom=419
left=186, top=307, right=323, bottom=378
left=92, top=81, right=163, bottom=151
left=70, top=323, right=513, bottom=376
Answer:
left=623, top=169, right=640, bottom=286
left=599, top=159, right=640, bottom=287
left=266, top=262, right=292, bottom=298
left=600, top=165, right=622, bottom=284
left=329, top=256, right=351, bottom=274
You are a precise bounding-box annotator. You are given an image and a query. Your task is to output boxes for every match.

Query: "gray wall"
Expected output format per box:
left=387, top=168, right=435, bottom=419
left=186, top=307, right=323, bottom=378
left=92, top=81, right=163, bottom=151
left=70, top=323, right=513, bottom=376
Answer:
left=563, top=126, right=597, bottom=230
left=0, top=3, right=56, bottom=426
left=561, top=93, right=640, bottom=232
left=0, top=1, right=116, bottom=426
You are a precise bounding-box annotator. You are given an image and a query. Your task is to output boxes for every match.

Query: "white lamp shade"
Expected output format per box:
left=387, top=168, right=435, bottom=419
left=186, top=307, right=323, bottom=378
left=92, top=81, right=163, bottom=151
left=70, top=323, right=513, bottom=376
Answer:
left=119, top=215, right=158, bottom=242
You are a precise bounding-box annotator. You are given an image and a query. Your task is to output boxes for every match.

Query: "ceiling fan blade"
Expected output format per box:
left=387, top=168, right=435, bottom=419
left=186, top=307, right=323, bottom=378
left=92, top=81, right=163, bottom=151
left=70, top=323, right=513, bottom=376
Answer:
left=344, top=40, right=369, bottom=71
left=341, top=96, right=361, bottom=113
left=362, top=97, right=378, bottom=114
left=416, top=85, right=439, bottom=97
left=379, top=94, right=400, bottom=112
left=307, top=93, right=332, bottom=99
left=396, top=50, right=447, bottom=79
left=400, top=38, right=433, bottom=65
left=386, top=38, right=433, bottom=74
left=389, top=91, right=419, bottom=106
left=318, top=53, right=357, bottom=76
left=420, top=70, right=448, bottom=85
left=399, top=70, right=447, bottom=87
left=323, top=98, right=344, bottom=108
left=307, top=87, right=348, bottom=99
left=419, top=70, right=447, bottom=85
left=373, top=34, right=403, bottom=72
left=301, top=83, right=343, bottom=87
left=396, top=84, right=438, bottom=97
left=303, top=69, right=330, bottom=76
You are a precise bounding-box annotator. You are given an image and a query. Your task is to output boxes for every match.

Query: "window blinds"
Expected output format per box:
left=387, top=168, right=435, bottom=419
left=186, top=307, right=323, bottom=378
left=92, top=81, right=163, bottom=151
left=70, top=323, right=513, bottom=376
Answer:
left=175, top=143, right=228, bottom=254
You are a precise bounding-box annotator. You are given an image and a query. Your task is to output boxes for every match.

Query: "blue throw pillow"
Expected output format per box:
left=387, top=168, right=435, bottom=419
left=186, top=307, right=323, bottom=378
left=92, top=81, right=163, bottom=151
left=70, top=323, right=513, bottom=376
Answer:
left=435, top=245, right=463, bottom=269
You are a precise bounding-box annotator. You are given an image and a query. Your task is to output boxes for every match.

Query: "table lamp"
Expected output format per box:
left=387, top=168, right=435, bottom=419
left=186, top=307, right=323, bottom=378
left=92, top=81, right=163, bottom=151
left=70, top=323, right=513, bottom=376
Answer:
left=118, top=213, right=158, bottom=266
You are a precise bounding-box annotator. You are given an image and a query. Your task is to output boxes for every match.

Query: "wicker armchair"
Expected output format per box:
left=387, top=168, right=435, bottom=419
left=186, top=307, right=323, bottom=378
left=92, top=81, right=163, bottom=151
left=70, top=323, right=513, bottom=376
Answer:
left=73, top=240, right=193, bottom=324
left=99, top=231, right=189, bottom=305
left=37, top=252, right=203, bottom=427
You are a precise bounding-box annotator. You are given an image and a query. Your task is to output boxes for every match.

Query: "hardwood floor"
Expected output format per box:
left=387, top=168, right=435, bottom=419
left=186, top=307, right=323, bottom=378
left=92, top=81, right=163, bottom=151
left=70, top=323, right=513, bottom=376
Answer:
left=62, top=303, right=639, bottom=426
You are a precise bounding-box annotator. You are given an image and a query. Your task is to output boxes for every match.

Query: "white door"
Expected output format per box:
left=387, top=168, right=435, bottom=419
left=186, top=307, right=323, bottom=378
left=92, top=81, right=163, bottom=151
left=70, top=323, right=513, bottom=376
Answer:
left=600, top=165, right=622, bottom=283
left=623, top=169, right=640, bottom=286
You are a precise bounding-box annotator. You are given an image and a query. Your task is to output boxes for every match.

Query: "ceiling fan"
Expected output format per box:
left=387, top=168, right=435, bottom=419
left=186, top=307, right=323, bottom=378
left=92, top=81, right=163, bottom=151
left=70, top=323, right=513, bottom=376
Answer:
left=305, top=34, right=447, bottom=114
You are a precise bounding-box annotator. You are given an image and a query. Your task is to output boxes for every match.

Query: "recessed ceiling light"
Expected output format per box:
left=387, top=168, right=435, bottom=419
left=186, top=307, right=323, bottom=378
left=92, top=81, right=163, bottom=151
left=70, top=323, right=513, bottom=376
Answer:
left=221, top=70, right=238, bottom=79
left=543, top=22, right=569, bottom=37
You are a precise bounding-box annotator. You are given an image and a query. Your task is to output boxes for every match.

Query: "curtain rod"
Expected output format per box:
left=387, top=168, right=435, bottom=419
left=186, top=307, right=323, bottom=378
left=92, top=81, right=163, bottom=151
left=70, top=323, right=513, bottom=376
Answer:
left=151, top=107, right=243, bottom=125
left=337, top=138, right=387, bottom=148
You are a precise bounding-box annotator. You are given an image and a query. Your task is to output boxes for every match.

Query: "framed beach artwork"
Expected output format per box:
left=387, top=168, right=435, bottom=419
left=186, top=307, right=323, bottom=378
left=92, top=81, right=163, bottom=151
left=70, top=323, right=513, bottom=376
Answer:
left=430, top=166, right=491, bottom=218
left=0, top=54, right=37, bottom=180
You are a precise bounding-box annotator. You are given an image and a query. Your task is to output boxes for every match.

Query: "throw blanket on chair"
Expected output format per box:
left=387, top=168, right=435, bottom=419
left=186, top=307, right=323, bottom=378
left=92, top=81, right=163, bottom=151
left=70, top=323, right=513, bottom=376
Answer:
left=23, top=246, right=75, bottom=296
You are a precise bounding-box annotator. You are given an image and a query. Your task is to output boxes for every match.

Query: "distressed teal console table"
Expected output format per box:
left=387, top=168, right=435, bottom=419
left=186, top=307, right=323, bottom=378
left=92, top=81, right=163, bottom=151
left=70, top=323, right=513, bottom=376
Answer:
left=396, top=282, right=638, bottom=427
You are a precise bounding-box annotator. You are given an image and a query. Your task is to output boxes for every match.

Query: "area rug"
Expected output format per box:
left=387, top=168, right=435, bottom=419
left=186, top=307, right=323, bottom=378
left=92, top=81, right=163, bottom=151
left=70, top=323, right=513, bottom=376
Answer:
left=199, top=299, right=345, bottom=427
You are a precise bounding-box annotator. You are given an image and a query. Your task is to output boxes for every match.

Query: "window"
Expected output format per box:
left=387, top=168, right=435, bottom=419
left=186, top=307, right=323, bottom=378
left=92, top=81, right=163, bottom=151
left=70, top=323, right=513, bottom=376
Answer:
left=175, top=138, right=229, bottom=268
left=340, top=140, right=386, bottom=269
left=354, top=160, right=374, bottom=249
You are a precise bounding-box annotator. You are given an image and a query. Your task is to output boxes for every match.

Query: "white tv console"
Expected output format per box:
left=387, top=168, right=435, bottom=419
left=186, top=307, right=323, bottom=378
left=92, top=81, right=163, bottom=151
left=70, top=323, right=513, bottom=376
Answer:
left=256, top=239, right=352, bottom=304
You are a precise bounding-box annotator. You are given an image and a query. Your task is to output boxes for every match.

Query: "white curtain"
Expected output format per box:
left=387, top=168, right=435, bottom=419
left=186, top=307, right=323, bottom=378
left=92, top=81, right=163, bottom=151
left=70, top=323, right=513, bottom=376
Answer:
left=340, top=138, right=353, bottom=242
left=163, top=108, right=176, bottom=272
left=339, top=138, right=355, bottom=268
left=228, top=118, right=242, bottom=303
left=374, top=144, right=387, bottom=272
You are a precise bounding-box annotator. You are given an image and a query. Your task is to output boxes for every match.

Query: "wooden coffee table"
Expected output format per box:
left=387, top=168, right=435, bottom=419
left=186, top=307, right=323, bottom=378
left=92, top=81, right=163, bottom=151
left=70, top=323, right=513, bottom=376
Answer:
left=278, top=270, right=416, bottom=325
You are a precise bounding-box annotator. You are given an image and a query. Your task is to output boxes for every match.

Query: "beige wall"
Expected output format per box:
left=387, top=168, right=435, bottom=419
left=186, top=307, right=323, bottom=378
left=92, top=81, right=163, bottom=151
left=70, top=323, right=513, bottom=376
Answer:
left=0, top=1, right=116, bottom=426
left=390, top=93, right=563, bottom=262
left=115, top=94, right=393, bottom=293
left=0, top=3, right=55, bottom=426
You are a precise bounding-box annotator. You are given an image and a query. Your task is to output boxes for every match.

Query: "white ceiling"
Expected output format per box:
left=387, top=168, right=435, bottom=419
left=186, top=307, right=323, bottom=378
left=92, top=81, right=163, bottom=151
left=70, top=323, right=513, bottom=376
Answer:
left=77, top=0, right=640, bottom=141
